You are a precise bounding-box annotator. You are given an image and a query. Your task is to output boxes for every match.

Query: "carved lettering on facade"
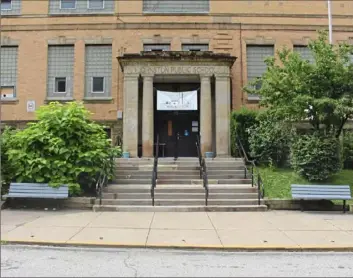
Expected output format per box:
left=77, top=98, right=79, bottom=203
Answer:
left=124, top=64, right=229, bottom=76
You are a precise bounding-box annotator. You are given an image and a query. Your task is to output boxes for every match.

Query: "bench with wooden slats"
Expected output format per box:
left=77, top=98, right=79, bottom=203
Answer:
left=5, top=183, right=69, bottom=199
left=291, top=184, right=352, bottom=213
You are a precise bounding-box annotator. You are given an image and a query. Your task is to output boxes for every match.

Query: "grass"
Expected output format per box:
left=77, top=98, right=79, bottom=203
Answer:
left=259, top=167, right=353, bottom=204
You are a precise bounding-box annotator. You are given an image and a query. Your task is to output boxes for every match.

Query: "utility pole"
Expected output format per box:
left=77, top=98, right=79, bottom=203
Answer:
left=328, top=0, right=333, bottom=43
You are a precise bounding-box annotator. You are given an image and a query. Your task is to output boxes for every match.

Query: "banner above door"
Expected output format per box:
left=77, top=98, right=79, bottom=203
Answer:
left=157, top=90, right=198, bottom=111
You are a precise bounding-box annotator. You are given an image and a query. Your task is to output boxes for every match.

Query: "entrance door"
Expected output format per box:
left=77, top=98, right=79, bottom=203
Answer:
left=155, top=111, right=199, bottom=157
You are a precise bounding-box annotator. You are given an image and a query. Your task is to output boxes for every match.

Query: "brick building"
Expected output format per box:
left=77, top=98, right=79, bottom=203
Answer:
left=1, top=0, right=352, bottom=158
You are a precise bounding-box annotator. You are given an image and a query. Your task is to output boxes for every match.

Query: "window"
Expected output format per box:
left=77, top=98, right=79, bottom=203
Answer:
left=55, top=77, right=67, bottom=93
left=88, top=0, right=103, bottom=9
left=0, top=46, right=18, bottom=98
left=246, top=45, right=274, bottom=100
left=92, top=77, right=104, bottom=93
left=143, top=0, right=209, bottom=14
left=60, top=0, right=76, bottom=9
left=293, top=45, right=314, bottom=63
left=182, top=44, right=209, bottom=51
left=47, top=45, right=74, bottom=98
left=85, top=45, right=112, bottom=98
left=143, top=44, right=170, bottom=52
left=1, top=0, right=12, bottom=10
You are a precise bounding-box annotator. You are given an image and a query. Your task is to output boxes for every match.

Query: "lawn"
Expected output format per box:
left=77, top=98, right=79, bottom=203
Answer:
left=259, top=167, right=353, bottom=204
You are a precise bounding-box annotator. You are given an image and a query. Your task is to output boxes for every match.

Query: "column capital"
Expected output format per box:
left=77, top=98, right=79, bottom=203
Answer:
left=215, top=74, right=230, bottom=81
left=124, top=73, right=140, bottom=80
left=200, top=73, right=213, bottom=79
left=141, top=73, right=154, bottom=78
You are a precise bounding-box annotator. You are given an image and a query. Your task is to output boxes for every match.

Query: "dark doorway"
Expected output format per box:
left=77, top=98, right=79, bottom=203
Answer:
left=155, top=111, right=199, bottom=157
left=154, top=84, right=200, bottom=157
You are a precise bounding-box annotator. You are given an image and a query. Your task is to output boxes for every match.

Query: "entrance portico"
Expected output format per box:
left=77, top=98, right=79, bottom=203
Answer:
left=118, top=51, right=236, bottom=158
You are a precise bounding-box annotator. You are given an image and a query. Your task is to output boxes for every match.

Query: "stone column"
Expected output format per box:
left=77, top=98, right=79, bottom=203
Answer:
left=200, top=74, right=212, bottom=155
left=123, top=73, right=139, bottom=157
left=215, top=74, right=231, bottom=157
left=142, top=74, right=154, bottom=157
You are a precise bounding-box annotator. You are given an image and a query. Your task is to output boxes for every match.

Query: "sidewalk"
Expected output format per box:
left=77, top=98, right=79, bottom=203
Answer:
left=1, top=209, right=353, bottom=251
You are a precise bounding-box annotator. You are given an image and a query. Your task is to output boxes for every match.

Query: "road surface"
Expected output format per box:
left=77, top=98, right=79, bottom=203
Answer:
left=1, top=245, right=353, bottom=277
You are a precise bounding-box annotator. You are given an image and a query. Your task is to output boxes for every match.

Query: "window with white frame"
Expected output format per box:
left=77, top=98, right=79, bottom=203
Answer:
left=54, top=77, right=67, bottom=93
left=246, top=45, right=274, bottom=100
left=182, top=44, right=209, bottom=51
left=88, top=0, right=104, bottom=9
left=60, top=0, right=76, bottom=9
left=1, top=0, right=12, bottom=10
left=85, top=45, right=112, bottom=98
left=47, top=45, right=74, bottom=99
left=49, top=0, right=113, bottom=14
left=1, top=0, right=21, bottom=15
left=0, top=46, right=18, bottom=99
left=92, top=77, right=105, bottom=93
left=143, top=44, right=170, bottom=52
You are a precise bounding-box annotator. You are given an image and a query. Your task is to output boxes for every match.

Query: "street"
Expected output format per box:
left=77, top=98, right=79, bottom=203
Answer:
left=1, top=245, right=353, bottom=277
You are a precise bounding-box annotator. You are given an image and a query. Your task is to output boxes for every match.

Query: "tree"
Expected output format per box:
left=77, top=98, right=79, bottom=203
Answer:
left=246, top=31, right=353, bottom=138
left=6, top=102, right=121, bottom=195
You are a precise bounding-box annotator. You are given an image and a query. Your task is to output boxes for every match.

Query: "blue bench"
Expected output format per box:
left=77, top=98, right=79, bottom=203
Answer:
left=5, top=183, right=69, bottom=200
left=291, top=184, right=352, bottom=213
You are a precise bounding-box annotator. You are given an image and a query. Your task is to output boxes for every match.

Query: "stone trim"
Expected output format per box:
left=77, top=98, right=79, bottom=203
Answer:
left=2, top=23, right=353, bottom=32
left=180, top=36, right=210, bottom=44
left=142, top=36, right=172, bottom=45
left=244, top=36, right=276, bottom=45
left=0, top=36, right=20, bottom=46
left=84, top=37, right=113, bottom=45
left=291, top=36, right=312, bottom=46
left=47, top=36, right=76, bottom=45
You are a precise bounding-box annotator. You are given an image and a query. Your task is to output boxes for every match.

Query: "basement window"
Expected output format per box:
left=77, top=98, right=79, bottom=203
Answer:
left=1, top=0, right=12, bottom=10
left=54, top=77, right=67, bottom=93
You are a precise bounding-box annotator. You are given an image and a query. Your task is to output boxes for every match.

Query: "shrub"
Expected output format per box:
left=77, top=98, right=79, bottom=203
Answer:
left=343, top=131, right=353, bottom=169
left=249, top=112, right=293, bottom=167
left=0, top=127, right=17, bottom=195
left=6, top=102, right=121, bottom=195
left=290, top=134, right=341, bottom=181
left=230, top=107, right=258, bottom=157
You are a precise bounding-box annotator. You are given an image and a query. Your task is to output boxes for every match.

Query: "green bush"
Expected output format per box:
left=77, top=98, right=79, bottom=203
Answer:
left=343, top=131, right=353, bottom=169
left=230, top=107, right=258, bottom=157
left=1, top=127, right=17, bottom=195
left=6, top=102, right=121, bottom=195
left=291, top=134, right=341, bottom=181
left=249, top=112, right=293, bottom=167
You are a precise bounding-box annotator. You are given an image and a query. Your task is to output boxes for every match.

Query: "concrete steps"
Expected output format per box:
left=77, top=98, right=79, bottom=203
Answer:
left=94, top=157, right=266, bottom=212
left=93, top=205, right=267, bottom=212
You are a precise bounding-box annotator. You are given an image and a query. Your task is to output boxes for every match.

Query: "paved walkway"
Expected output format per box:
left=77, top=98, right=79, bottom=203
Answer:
left=1, top=210, right=353, bottom=250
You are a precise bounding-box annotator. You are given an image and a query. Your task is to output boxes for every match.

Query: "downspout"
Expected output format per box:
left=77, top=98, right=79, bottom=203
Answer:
left=239, top=23, right=244, bottom=105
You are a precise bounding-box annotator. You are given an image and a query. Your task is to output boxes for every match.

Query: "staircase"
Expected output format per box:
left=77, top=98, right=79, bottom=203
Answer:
left=93, top=157, right=267, bottom=212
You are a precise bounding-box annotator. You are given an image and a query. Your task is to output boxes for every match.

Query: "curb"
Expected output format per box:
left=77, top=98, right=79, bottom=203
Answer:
left=2, top=240, right=353, bottom=252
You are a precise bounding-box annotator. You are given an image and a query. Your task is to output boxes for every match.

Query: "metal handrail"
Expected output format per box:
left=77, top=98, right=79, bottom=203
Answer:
left=96, top=172, right=107, bottom=206
left=196, top=135, right=209, bottom=206
left=235, top=134, right=265, bottom=205
left=151, top=135, right=159, bottom=206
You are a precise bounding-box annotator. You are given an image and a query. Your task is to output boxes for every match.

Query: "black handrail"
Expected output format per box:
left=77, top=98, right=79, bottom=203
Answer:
left=96, top=172, right=107, bottom=206
left=196, top=135, right=209, bottom=206
left=235, top=134, right=265, bottom=205
left=151, top=135, right=159, bottom=206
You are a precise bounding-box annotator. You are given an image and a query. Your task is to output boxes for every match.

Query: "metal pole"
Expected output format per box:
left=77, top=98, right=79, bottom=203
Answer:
left=328, top=0, right=333, bottom=43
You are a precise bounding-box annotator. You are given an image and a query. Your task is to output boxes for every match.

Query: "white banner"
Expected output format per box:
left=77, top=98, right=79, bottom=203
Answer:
left=157, top=90, right=198, bottom=111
